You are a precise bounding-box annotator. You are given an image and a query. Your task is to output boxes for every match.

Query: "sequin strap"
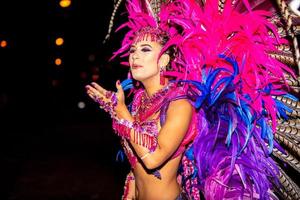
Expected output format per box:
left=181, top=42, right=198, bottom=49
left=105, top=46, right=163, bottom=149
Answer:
left=121, top=139, right=138, bottom=167
left=121, top=171, right=135, bottom=200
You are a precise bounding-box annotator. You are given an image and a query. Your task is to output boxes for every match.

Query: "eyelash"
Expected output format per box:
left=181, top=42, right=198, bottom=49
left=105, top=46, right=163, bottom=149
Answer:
left=129, top=47, right=151, bottom=54
left=141, top=48, right=151, bottom=52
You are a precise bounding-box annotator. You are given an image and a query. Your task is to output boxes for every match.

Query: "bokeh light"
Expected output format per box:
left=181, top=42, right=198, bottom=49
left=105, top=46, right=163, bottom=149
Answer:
left=77, top=101, right=86, bottom=109
left=59, top=0, right=71, bottom=8
left=55, top=58, right=62, bottom=66
left=55, top=37, right=64, bottom=46
left=0, top=40, right=7, bottom=48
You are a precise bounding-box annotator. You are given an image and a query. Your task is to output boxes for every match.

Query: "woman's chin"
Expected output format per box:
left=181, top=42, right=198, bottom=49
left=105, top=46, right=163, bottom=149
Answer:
left=132, top=75, right=145, bottom=82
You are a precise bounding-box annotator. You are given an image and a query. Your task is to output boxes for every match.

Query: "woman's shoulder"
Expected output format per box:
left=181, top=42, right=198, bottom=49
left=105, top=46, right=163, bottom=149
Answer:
left=168, top=98, right=193, bottom=113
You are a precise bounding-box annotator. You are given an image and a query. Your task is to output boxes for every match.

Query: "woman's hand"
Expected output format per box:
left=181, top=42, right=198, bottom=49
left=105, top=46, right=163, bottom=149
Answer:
left=85, top=80, right=129, bottom=119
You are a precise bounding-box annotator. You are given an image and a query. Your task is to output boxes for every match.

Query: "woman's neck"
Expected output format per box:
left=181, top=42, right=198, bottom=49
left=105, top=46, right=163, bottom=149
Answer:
left=143, top=79, right=169, bottom=98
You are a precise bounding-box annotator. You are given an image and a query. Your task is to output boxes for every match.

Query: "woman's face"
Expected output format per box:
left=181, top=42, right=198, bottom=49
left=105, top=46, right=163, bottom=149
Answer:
left=129, top=38, right=163, bottom=83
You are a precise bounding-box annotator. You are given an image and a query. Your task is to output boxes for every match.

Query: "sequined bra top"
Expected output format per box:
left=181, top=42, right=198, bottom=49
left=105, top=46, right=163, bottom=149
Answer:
left=121, top=83, right=198, bottom=168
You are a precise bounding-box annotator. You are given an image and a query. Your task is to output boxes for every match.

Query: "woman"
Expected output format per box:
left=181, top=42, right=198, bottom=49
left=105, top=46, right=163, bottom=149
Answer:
left=86, top=27, right=195, bottom=199
left=86, top=0, right=300, bottom=199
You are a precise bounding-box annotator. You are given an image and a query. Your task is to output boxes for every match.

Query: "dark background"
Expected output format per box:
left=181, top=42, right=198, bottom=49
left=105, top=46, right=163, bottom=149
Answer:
left=0, top=1, right=130, bottom=199
left=0, top=1, right=299, bottom=200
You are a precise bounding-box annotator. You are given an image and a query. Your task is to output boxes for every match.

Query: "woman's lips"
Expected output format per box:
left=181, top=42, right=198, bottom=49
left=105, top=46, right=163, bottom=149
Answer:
left=132, top=64, right=143, bottom=69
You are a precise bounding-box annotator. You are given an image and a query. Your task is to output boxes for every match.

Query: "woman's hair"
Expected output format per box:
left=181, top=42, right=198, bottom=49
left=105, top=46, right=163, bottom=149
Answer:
left=132, top=26, right=169, bottom=45
left=132, top=26, right=176, bottom=70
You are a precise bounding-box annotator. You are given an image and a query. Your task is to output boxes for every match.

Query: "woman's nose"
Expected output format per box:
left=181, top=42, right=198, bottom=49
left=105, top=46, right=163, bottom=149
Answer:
left=132, top=51, right=139, bottom=60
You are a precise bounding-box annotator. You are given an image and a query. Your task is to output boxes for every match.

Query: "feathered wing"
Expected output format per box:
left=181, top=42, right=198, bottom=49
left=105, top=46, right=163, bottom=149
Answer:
left=176, top=0, right=300, bottom=199
left=264, top=1, right=300, bottom=199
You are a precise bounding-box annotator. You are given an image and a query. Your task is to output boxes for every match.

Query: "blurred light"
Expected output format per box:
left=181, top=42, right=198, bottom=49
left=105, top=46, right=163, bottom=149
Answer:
left=80, top=71, right=88, bottom=79
left=91, top=66, right=100, bottom=81
left=59, top=0, right=71, bottom=8
left=88, top=54, right=95, bottom=62
left=92, top=74, right=100, bottom=81
left=91, top=66, right=99, bottom=73
left=78, top=101, right=86, bottom=109
left=55, top=37, right=64, bottom=46
left=0, top=40, right=7, bottom=48
left=52, top=80, right=60, bottom=87
left=55, top=58, right=62, bottom=66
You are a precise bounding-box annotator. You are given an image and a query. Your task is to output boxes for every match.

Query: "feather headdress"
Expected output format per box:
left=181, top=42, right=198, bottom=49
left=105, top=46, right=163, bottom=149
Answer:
left=107, top=0, right=300, bottom=199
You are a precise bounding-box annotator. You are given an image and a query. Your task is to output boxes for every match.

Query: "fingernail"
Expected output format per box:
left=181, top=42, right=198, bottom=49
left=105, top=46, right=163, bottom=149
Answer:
left=117, top=80, right=120, bottom=85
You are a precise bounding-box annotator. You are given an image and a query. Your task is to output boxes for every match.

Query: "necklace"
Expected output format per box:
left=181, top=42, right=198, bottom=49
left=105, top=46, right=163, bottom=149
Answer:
left=135, top=83, right=176, bottom=122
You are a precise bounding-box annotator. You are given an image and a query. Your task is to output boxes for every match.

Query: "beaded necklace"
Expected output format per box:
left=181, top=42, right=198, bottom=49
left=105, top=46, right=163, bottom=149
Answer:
left=134, top=83, right=176, bottom=122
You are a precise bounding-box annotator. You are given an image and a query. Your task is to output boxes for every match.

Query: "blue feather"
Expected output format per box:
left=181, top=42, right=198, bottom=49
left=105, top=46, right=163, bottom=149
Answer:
left=226, top=115, right=233, bottom=147
left=205, top=68, right=224, bottom=89
left=121, top=78, right=133, bottom=91
left=219, top=54, right=239, bottom=75
left=258, top=118, right=267, bottom=139
left=241, top=100, right=254, bottom=124
left=275, top=99, right=293, bottom=120
left=116, top=149, right=125, bottom=162
left=266, top=126, right=274, bottom=154
left=185, top=145, right=194, bottom=160
left=282, top=93, right=298, bottom=101
left=179, top=80, right=209, bottom=109
left=210, top=77, right=233, bottom=105
left=261, top=83, right=272, bottom=95
left=239, top=125, right=252, bottom=155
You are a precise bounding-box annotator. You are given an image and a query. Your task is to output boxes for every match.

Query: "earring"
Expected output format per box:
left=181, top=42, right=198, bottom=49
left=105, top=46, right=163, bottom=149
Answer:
left=160, top=66, right=165, bottom=85
left=127, top=69, right=132, bottom=79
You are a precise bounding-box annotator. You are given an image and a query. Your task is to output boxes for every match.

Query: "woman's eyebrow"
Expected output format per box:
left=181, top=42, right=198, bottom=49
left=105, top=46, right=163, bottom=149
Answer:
left=140, top=44, right=152, bottom=48
left=130, top=44, right=152, bottom=48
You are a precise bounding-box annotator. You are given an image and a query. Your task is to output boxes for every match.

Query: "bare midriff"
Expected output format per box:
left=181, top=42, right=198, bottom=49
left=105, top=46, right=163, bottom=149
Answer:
left=133, top=155, right=182, bottom=200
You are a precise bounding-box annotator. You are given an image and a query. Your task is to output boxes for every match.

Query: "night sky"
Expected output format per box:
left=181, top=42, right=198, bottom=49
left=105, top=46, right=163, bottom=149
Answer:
left=1, top=1, right=129, bottom=199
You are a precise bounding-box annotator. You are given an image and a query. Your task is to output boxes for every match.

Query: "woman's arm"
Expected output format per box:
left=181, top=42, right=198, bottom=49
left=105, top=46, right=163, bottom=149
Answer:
left=85, top=81, right=193, bottom=169
left=118, top=99, right=193, bottom=170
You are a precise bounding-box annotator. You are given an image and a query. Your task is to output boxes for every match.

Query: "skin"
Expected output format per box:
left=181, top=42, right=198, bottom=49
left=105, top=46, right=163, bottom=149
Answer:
left=85, top=37, right=193, bottom=200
